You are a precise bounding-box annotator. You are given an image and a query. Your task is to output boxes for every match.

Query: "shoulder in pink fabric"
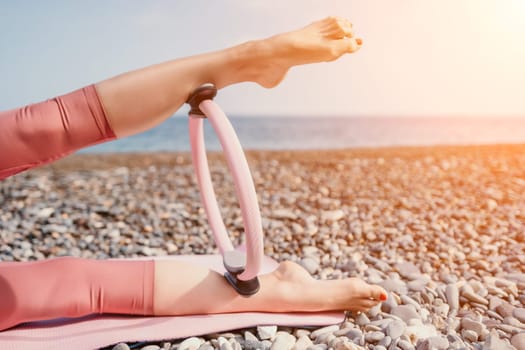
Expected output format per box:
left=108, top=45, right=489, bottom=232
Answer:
left=0, top=85, right=115, bottom=180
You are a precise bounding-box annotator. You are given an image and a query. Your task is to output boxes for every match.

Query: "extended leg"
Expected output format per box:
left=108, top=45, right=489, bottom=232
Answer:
left=0, top=17, right=360, bottom=179
left=0, top=258, right=386, bottom=331
left=95, top=16, right=362, bottom=137
left=153, top=260, right=387, bottom=316
left=0, top=258, right=153, bottom=331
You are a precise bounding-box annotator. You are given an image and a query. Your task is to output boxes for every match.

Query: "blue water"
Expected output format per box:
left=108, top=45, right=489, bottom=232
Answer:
left=82, top=116, right=525, bottom=153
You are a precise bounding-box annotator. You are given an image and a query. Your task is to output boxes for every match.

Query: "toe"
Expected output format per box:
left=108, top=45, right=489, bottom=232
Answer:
left=369, top=285, right=388, bottom=301
left=341, top=37, right=362, bottom=54
left=322, top=27, right=346, bottom=39
left=360, top=298, right=382, bottom=309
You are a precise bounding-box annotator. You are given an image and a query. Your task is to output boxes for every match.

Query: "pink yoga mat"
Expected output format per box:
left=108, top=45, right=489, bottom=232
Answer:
left=0, top=255, right=343, bottom=350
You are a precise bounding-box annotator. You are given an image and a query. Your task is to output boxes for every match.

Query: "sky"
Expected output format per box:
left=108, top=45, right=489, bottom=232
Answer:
left=1, top=0, right=524, bottom=118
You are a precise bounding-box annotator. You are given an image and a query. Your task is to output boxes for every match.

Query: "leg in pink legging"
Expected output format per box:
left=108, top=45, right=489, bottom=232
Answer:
left=0, top=258, right=387, bottom=331
left=0, top=17, right=361, bottom=178
left=0, top=258, right=153, bottom=331
left=0, top=86, right=115, bottom=179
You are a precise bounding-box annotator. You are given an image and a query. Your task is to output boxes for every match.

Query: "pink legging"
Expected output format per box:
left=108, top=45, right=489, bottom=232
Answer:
left=0, top=257, right=154, bottom=331
left=0, top=87, right=154, bottom=331
left=0, top=85, right=115, bottom=180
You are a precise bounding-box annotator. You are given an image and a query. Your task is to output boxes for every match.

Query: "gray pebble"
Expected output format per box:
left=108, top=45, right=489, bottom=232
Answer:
left=141, top=346, right=161, bottom=350
left=445, top=284, right=459, bottom=313
left=314, top=332, right=334, bottom=345
left=37, top=207, right=55, bottom=218
left=302, top=246, right=319, bottom=256
left=333, top=339, right=355, bottom=350
left=407, top=278, right=428, bottom=292
left=262, top=340, right=272, bottom=350
left=230, top=339, right=242, bottom=350
left=306, top=345, right=327, bottom=350
left=433, top=302, right=449, bottom=318
left=293, top=335, right=313, bottom=350
left=496, top=303, right=515, bottom=318
left=363, top=324, right=381, bottom=332
left=380, top=278, right=408, bottom=295
left=244, top=339, right=264, bottom=350
left=397, top=339, right=415, bottom=350
left=378, top=335, right=392, bottom=348
left=364, top=331, right=384, bottom=343
left=320, top=209, right=344, bottom=222
left=460, top=317, right=485, bottom=336
left=271, top=209, right=297, bottom=220
left=368, top=303, right=382, bottom=318
left=482, top=331, right=515, bottom=350
left=400, top=295, right=420, bottom=310
left=294, top=329, right=311, bottom=338
left=218, top=337, right=233, bottom=350
left=355, top=312, right=370, bottom=326
left=372, top=259, right=392, bottom=273
left=381, top=292, right=398, bottom=313
left=299, top=257, right=319, bottom=275
left=416, top=336, right=449, bottom=350
left=343, top=328, right=363, bottom=341
left=461, top=329, right=478, bottom=342
left=495, top=323, right=522, bottom=334
left=511, top=333, right=525, bottom=350
left=503, top=316, right=523, bottom=327
left=310, top=325, right=339, bottom=339
left=179, top=337, right=204, bottom=350
left=257, top=326, right=277, bottom=340
left=395, top=262, right=421, bottom=280
left=487, top=310, right=504, bottom=321
left=385, top=320, right=406, bottom=338
left=333, top=327, right=353, bottom=337
left=245, top=331, right=259, bottom=342
left=270, top=333, right=296, bottom=350
left=405, top=324, right=438, bottom=341
left=372, top=346, right=387, bottom=350
left=513, top=307, right=525, bottom=323
left=371, top=318, right=392, bottom=329
left=463, top=290, right=488, bottom=305
left=391, top=305, right=420, bottom=323
left=197, top=345, right=214, bottom=350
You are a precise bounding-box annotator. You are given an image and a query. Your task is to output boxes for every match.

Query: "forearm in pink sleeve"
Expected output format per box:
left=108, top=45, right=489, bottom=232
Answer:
left=0, top=85, right=116, bottom=180
left=0, top=257, right=154, bottom=331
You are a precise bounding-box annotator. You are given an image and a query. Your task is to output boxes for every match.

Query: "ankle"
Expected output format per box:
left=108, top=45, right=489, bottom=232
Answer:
left=226, top=40, right=272, bottom=79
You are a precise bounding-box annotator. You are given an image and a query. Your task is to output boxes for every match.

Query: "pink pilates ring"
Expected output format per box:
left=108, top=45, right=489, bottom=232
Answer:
left=186, top=83, right=263, bottom=296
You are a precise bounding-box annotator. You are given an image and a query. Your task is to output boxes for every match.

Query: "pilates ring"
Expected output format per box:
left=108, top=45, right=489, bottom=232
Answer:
left=186, top=83, right=264, bottom=296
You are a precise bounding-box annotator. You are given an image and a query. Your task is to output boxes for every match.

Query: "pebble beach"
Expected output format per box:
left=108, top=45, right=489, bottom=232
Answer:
left=1, top=144, right=524, bottom=350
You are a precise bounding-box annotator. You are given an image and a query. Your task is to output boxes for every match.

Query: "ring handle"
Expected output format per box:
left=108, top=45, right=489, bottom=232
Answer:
left=187, top=84, right=264, bottom=295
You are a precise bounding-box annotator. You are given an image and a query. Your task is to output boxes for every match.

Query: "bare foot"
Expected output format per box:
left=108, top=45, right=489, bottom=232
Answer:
left=264, top=261, right=387, bottom=313
left=236, top=17, right=362, bottom=88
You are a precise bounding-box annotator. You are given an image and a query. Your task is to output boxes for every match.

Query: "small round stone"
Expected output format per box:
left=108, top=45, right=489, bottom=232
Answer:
left=257, top=326, right=277, bottom=340
left=512, top=307, right=525, bottom=323
left=385, top=320, right=406, bottom=339
left=511, top=333, right=525, bottom=350
left=141, top=346, right=160, bottom=350
left=364, top=331, right=384, bottom=343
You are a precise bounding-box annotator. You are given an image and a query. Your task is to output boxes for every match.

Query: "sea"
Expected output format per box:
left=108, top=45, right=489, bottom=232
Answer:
left=82, top=116, right=525, bottom=153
